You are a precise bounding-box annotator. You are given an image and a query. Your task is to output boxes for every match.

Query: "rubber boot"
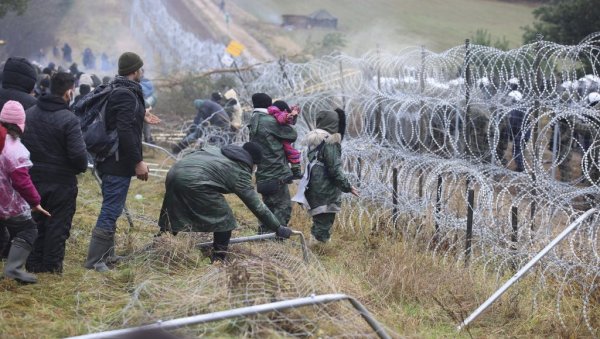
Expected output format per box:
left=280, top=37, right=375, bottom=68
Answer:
left=106, top=239, right=126, bottom=267
left=84, top=228, right=113, bottom=272
left=4, top=238, right=37, bottom=284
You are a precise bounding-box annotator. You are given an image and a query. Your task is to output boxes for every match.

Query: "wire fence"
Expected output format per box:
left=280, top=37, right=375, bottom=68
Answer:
left=74, top=33, right=600, bottom=336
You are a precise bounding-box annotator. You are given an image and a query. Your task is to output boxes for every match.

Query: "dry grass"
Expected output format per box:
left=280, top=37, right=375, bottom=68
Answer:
left=0, top=152, right=596, bottom=337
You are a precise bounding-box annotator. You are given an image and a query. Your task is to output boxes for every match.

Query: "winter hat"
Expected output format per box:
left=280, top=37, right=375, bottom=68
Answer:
left=242, top=142, right=263, bottom=165
left=211, top=92, right=223, bottom=102
left=315, top=110, right=339, bottom=134
left=118, top=52, right=144, bottom=76
left=2, top=57, right=37, bottom=93
left=194, top=99, right=205, bottom=110
left=0, top=100, right=26, bottom=133
left=79, top=84, right=91, bottom=96
left=252, top=93, right=272, bottom=109
left=273, top=100, right=291, bottom=113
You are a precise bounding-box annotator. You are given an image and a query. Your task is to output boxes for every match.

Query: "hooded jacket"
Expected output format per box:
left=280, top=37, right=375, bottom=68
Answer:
left=22, top=94, right=88, bottom=185
left=0, top=57, right=37, bottom=110
left=96, top=76, right=145, bottom=177
left=249, top=109, right=298, bottom=183
left=304, top=110, right=352, bottom=216
left=158, top=145, right=280, bottom=233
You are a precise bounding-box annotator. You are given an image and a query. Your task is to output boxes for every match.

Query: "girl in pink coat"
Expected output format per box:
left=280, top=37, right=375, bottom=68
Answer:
left=0, top=100, right=50, bottom=283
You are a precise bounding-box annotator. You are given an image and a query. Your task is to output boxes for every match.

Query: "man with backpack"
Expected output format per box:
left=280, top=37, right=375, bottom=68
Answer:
left=22, top=72, right=88, bottom=274
left=83, top=52, right=150, bottom=272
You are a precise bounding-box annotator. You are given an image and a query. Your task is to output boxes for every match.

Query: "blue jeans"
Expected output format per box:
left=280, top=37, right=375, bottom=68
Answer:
left=95, top=174, right=131, bottom=232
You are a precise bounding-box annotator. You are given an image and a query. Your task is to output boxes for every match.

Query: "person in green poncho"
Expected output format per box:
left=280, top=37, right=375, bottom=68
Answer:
left=248, top=93, right=298, bottom=233
left=294, top=109, right=359, bottom=243
left=158, top=142, right=293, bottom=261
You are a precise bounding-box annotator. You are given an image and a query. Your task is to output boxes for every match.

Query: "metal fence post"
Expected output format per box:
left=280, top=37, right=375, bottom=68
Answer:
left=392, top=167, right=399, bottom=231
left=435, top=175, right=443, bottom=234
left=465, top=188, right=475, bottom=264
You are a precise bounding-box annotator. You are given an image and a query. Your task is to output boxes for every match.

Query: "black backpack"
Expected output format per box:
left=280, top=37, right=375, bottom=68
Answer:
left=73, top=84, right=138, bottom=162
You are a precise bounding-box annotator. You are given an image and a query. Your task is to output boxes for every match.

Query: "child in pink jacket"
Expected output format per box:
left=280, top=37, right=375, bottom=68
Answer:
left=267, top=100, right=302, bottom=179
left=0, top=100, right=50, bottom=284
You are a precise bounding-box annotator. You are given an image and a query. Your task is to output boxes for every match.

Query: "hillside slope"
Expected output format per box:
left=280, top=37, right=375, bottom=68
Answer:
left=229, top=0, right=537, bottom=54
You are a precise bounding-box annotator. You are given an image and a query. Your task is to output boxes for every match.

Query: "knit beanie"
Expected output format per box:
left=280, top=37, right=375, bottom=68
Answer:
left=242, top=142, right=263, bottom=165
left=118, top=52, right=144, bottom=76
left=252, top=93, right=272, bottom=109
left=2, top=57, right=37, bottom=93
left=272, top=100, right=290, bottom=112
left=0, top=100, right=26, bottom=133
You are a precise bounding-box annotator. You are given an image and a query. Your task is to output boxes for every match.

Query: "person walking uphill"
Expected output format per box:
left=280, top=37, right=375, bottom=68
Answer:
left=158, top=143, right=293, bottom=262
left=295, top=109, right=359, bottom=243
left=0, top=101, right=51, bottom=283
left=249, top=93, right=298, bottom=233
left=84, top=52, right=150, bottom=272
left=22, top=72, right=88, bottom=274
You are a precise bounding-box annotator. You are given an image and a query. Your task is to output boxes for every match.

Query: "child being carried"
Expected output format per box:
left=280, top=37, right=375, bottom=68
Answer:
left=267, top=100, right=302, bottom=179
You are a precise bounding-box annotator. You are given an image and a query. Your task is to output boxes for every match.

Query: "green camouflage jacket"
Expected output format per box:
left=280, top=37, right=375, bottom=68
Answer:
left=249, top=109, right=298, bottom=183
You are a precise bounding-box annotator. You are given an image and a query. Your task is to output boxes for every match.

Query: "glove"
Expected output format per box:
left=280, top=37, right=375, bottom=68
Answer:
left=291, top=163, right=303, bottom=179
left=276, top=225, right=293, bottom=239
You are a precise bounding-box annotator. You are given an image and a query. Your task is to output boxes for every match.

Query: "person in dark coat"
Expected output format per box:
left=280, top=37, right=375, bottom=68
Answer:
left=22, top=72, right=88, bottom=273
left=69, top=63, right=79, bottom=76
left=84, top=52, right=150, bottom=272
left=73, top=84, right=90, bottom=106
left=62, top=43, right=72, bottom=63
left=83, top=48, right=96, bottom=69
left=158, top=143, right=293, bottom=262
left=172, top=96, right=230, bottom=154
left=0, top=57, right=37, bottom=110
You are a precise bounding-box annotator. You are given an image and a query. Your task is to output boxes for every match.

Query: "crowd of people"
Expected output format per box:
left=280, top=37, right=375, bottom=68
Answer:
left=0, top=51, right=359, bottom=283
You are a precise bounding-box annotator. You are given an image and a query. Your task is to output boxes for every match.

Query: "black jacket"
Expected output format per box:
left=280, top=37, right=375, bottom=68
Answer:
left=22, top=94, right=88, bottom=185
left=96, top=76, right=145, bottom=177
left=0, top=57, right=37, bottom=110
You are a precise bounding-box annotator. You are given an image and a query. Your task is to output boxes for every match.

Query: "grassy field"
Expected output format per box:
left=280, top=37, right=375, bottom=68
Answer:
left=229, top=0, right=538, bottom=55
left=0, top=145, right=594, bottom=338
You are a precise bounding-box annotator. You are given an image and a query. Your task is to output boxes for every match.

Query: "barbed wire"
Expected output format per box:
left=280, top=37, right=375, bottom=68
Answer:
left=77, top=33, right=600, bottom=335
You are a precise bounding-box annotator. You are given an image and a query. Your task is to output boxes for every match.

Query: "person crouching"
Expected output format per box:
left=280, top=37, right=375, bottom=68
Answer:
left=158, top=142, right=293, bottom=262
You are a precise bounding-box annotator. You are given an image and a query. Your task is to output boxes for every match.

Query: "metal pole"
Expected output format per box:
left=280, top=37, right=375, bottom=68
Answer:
left=339, top=60, right=346, bottom=109
left=458, top=208, right=597, bottom=331
left=511, top=206, right=518, bottom=247
left=142, top=141, right=176, bottom=160
left=465, top=189, right=475, bottom=264
left=67, top=294, right=391, bottom=339
left=551, top=122, right=559, bottom=180
left=510, top=205, right=519, bottom=270
left=357, top=157, right=363, bottom=188
left=435, top=175, right=443, bottom=234
left=197, top=231, right=309, bottom=263
left=392, top=167, right=399, bottom=230
left=376, top=45, right=383, bottom=141
left=462, top=39, right=471, bottom=157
